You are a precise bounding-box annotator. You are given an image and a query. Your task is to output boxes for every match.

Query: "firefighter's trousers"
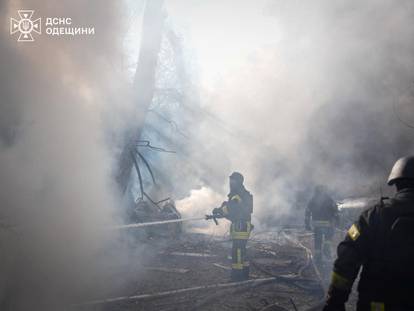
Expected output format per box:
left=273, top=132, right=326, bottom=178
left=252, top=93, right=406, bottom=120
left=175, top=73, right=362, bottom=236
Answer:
left=312, top=220, right=334, bottom=262
left=230, top=220, right=251, bottom=281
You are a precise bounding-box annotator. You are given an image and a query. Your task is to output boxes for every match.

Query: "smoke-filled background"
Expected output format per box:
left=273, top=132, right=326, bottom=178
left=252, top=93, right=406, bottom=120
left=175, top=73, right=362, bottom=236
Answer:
left=165, top=0, right=414, bottom=230
left=1, top=0, right=414, bottom=309
left=0, top=0, right=136, bottom=309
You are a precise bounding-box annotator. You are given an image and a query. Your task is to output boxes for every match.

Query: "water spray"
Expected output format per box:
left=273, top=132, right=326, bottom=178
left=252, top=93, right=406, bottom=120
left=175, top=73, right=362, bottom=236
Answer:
left=112, top=213, right=223, bottom=229
left=113, top=217, right=208, bottom=230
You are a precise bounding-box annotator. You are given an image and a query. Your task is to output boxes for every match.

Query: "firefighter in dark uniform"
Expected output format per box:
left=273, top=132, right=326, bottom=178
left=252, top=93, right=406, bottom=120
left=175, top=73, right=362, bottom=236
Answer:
left=324, top=156, right=414, bottom=311
left=211, top=172, right=253, bottom=281
left=305, top=185, right=339, bottom=263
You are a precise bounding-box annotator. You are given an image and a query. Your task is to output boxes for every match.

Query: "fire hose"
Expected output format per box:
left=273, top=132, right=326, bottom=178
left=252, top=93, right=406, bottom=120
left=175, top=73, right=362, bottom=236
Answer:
left=72, top=277, right=278, bottom=307
left=112, top=214, right=223, bottom=230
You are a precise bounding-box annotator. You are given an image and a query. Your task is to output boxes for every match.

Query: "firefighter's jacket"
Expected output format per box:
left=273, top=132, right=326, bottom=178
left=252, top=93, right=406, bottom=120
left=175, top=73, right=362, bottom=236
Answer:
left=325, top=188, right=414, bottom=310
left=216, top=186, right=253, bottom=240
left=305, top=192, right=338, bottom=228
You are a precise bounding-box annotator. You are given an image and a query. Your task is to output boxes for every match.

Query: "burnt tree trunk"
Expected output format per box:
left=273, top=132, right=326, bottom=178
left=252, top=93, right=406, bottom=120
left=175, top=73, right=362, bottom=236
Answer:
left=116, top=0, right=165, bottom=194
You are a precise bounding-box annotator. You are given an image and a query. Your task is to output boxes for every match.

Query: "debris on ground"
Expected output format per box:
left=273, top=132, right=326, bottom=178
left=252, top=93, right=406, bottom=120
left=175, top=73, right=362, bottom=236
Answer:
left=75, top=230, right=335, bottom=311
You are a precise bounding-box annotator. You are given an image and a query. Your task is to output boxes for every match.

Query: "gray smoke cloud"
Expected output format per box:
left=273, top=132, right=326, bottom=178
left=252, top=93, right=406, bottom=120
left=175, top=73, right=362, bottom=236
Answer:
left=0, top=0, right=138, bottom=309
left=160, top=0, right=414, bottom=228
left=2, top=0, right=414, bottom=308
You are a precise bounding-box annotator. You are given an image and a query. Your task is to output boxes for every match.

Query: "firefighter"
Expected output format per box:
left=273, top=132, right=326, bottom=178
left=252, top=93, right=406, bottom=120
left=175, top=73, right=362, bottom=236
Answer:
left=324, top=156, right=414, bottom=311
left=211, top=172, right=253, bottom=281
left=305, top=185, right=339, bottom=263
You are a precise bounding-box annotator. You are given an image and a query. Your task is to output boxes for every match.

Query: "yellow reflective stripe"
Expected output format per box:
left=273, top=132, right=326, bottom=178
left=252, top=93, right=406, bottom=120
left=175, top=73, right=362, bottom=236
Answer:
left=231, top=263, right=243, bottom=270
left=230, top=222, right=252, bottom=233
left=237, top=248, right=241, bottom=264
left=231, top=195, right=241, bottom=202
left=232, top=248, right=243, bottom=270
left=348, top=224, right=360, bottom=241
left=370, top=302, right=385, bottom=311
left=331, top=271, right=352, bottom=290
left=230, top=221, right=251, bottom=239
left=231, top=232, right=250, bottom=239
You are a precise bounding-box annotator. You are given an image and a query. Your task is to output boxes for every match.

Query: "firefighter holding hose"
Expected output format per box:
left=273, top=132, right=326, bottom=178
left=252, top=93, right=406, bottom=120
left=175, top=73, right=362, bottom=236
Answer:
left=207, top=172, right=253, bottom=281
left=305, top=185, right=339, bottom=263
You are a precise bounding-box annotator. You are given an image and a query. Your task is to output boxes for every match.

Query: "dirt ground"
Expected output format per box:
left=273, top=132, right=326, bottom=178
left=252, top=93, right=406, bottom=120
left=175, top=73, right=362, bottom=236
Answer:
left=74, top=228, right=358, bottom=311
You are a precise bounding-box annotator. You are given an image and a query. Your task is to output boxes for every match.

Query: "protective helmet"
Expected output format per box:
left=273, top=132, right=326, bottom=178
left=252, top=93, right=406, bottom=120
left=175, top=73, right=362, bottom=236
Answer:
left=229, top=172, right=244, bottom=184
left=387, top=156, right=414, bottom=185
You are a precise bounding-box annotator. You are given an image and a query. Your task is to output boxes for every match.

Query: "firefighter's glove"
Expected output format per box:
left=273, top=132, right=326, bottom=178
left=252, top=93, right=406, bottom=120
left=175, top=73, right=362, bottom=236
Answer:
left=212, top=208, right=221, bottom=215
left=323, top=285, right=350, bottom=311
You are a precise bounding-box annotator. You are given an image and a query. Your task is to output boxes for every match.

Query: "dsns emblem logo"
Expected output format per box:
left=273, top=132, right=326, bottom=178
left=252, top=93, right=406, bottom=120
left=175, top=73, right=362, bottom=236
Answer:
left=10, top=10, right=41, bottom=42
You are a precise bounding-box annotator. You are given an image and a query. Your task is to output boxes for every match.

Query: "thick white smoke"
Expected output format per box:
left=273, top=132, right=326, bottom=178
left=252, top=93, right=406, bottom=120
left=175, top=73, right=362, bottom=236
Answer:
left=166, top=0, right=414, bottom=229
left=2, top=0, right=414, bottom=307
left=0, top=0, right=136, bottom=309
left=176, top=187, right=229, bottom=235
